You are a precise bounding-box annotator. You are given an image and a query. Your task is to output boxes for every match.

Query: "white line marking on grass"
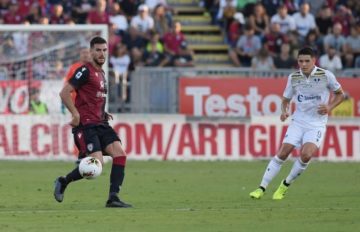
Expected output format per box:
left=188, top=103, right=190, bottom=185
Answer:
left=0, top=207, right=357, bottom=214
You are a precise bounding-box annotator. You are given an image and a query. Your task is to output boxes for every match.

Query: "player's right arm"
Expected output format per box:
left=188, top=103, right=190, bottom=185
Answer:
left=280, top=97, right=291, bottom=122
left=281, top=74, right=294, bottom=122
left=60, top=83, right=80, bottom=126
left=60, top=65, right=89, bottom=127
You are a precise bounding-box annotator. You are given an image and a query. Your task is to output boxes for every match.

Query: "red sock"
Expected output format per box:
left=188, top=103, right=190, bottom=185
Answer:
left=113, top=156, right=126, bottom=166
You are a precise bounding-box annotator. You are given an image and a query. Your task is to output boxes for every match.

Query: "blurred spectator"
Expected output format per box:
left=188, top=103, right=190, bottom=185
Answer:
left=29, top=88, right=48, bottom=115
left=39, top=15, right=50, bottom=24
left=130, top=4, right=154, bottom=41
left=287, top=30, right=301, bottom=59
left=108, top=23, right=122, bottom=58
left=144, top=0, right=169, bottom=14
left=1, top=34, right=17, bottom=57
left=110, top=43, right=131, bottom=79
left=355, top=56, right=360, bottom=68
left=26, top=3, right=43, bottom=24
left=229, top=24, right=261, bottom=67
left=248, top=3, right=269, bottom=38
left=119, top=0, right=139, bottom=18
left=72, top=0, right=95, bottom=24
left=3, top=2, right=23, bottom=24
left=49, top=60, right=65, bottom=80
left=33, top=56, right=50, bottom=79
left=227, top=12, right=245, bottom=47
left=319, top=45, right=343, bottom=73
left=86, top=0, right=109, bottom=24
left=109, top=2, right=129, bottom=34
left=110, top=43, right=131, bottom=102
left=274, top=43, right=296, bottom=69
left=122, top=26, right=146, bottom=66
left=153, top=4, right=171, bottom=37
left=344, top=25, right=360, bottom=68
left=281, top=0, right=298, bottom=15
left=292, top=2, right=316, bottom=40
left=173, top=41, right=194, bottom=67
left=162, top=21, right=186, bottom=58
left=303, top=29, right=322, bottom=56
left=237, top=0, right=257, bottom=12
left=346, top=0, right=360, bottom=21
left=261, top=0, right=281, bottom=17
left=332, top=5, right=355, bottom=36
left=216, top=0, right=236, bottom=27
left=0, top=0, right=10, bottom=18
left=142, top=31, right=168, bottom=67
left=308, top=0, right=327, bottom=16
left=323, top=22, right=346, bottom=56
left=270, top=4, right=296, bottom=35
left=49, top=4, right=68, bottom=24
left=251, top=47, right=275, bottom=70
left=263, top=22, right=288, bottom=56
left=12, top=28, right=29, bottom=55
left=315, top=4, right=333, bottom=36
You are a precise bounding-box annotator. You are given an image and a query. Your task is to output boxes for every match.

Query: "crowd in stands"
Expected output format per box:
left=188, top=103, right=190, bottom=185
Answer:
left=0, top=0, right=360, bottom=74
left=213, top=0, right=360, bottom=72
left=0, top=0, right=194, bottom=75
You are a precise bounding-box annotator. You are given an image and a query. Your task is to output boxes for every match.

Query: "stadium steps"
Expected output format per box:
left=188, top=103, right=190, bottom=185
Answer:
left=181, top=25, right=221, bottom=33
left=173, top=15, right=211, bottom=25
left=186, top=34, right=224, bottom=44
left=174, top=6, right=205, bottom=15
left=167, top=0, right=197, bottom=5
left=194, top=54, right=231, bottom=66
left=170, top=0, right=231, bottom=66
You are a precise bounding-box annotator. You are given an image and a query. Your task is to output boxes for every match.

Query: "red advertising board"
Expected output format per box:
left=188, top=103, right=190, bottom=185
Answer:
left=179, top=77, right=360, bottom=117
left=0, top=80, right=41, bottom=114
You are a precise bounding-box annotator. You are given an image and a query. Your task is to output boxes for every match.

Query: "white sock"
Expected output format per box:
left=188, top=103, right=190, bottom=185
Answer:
left=285, top=158, right=309, bottom=184
left=260, top=156, right=284, bottom=189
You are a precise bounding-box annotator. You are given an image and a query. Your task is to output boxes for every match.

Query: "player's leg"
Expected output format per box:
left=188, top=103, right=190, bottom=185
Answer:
left=100, top=125, right=132, bottom=208
left=249, top=143, right=294, bottom=199
left=73, top=127, right=87, bottom=165
left=250, top=123, right=302, bottom=199
left=273, top=127, right=325, bottom=200
left=54, top=127, right=101, bottom=203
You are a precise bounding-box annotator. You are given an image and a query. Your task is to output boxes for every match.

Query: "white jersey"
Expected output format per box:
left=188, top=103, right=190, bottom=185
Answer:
left=283, top=66, right=342, bottom=128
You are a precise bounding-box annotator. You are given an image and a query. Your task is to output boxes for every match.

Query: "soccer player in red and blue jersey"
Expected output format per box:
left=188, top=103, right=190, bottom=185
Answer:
left=54, top=36, right=132, bottom=208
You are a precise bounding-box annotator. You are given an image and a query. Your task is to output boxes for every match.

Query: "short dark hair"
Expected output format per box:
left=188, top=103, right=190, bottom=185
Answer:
left=298, top=47, right=315, bottom=57
left=90, top=36, right=107, bottom=48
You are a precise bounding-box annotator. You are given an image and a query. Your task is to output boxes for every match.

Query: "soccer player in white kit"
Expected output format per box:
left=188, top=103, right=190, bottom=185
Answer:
left=249, top=47, right=345, bottom=200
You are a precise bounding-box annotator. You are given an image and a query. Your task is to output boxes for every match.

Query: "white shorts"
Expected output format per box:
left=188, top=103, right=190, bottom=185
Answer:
left=283, top=122, right=326, bottom=148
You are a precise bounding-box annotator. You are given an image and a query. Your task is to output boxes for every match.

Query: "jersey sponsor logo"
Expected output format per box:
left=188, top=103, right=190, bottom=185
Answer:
left=96, top=91, right=107, bottom=98
left=87, top=143, right=93, bottom=152
left=297, top=94, right=321, bottom=102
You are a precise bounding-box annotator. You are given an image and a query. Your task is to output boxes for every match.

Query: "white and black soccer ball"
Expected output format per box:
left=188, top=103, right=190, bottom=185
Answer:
left=79, top=157, right=102, bottom=179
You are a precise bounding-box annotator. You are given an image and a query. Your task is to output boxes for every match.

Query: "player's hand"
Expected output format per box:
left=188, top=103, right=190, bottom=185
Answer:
left=70, top=112, right=80, bottom=127
left=280, top=112, right=289, bottom=122
left=105, top=112, right=113, bottom=121
left=317, top=104, right=329, bottom=115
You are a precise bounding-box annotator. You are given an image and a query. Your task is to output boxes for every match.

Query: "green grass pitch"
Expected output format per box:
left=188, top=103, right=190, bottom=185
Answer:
left=0, top=160, right=359, bottom=232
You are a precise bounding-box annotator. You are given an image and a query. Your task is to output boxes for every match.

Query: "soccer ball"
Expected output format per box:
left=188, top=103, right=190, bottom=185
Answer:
left=79, top=157, right=102, bottom=179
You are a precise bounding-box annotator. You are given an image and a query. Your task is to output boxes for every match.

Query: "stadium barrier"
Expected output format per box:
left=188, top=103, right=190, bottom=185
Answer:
left=130, top=67, right=360, bottom=114
left=0, top=114, right=359, bottom=161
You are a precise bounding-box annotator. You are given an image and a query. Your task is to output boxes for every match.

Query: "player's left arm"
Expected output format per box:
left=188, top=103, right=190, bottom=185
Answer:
left=318, top=71, right=345, bottom=115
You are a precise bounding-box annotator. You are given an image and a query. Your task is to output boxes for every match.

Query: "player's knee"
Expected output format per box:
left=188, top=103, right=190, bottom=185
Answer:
left=300, top=153, right=311, bottom=163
